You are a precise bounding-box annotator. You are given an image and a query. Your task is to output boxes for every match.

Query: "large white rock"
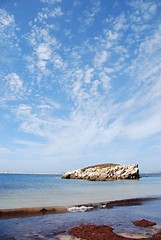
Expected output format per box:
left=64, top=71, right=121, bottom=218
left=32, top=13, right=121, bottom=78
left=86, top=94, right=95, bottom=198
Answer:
left=61, top=163, right=140, bottom=181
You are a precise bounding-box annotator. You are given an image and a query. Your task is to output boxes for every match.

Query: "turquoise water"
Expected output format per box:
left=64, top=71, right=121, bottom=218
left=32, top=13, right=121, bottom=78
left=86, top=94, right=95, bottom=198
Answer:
left=0, top=173, right=161, bottom=209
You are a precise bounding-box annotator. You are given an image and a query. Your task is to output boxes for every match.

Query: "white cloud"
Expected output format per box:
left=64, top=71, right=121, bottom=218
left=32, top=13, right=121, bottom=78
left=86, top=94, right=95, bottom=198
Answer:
left=36, top=10, right=48, bottom=23
left=36, top=6, right=63, bottom=23
left=0, top=9, right=20, bottom=78
left=38, top=97, right=61, bottom=110
left=52, top=54, right=64, bottom=68
left=49, top=7, right=63, bottom=17
left=0, top=8, right=18, bottom=43
left=84, top=68, right=94, bottom=83
left=106, top=30, right=119, bottom=41
left=15, top=102, right=67, bottom=139
left=99, top=72, right=111, bottom=90
left=113, top=13, right=127, bottom=31
left=26, top=6, right=65, bottom=82
left=20, top=0, right=161, bottom=151
left=5, top=73, right=23, bottom=94
left=0, top=11, right=14, bottom=27
left=0, top=73, right=25, bottom=104
left=127, top=0, right=157, bottom=21
left=40, top=0, right=62, bottom=4
left=138, top=24, right=161, bottom=55
left=16, top=104, right=50, bottom=137
left=90, top=80, right=100, bottom=95
left=128, top=25, right=161, bottom=92
left=124, top=111, right=161, bottom=140
left=79, top=0, right=101, bottom=31
left=94, top=50, right=108, bottom=67
left=36, top=43, right=52, bottom=60
left=104, top=67, right=114, bottom=74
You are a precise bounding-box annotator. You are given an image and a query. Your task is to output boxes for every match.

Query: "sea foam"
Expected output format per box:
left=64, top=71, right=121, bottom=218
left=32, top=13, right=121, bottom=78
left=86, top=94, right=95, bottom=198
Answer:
left=68, top=205, right=93, bottom=212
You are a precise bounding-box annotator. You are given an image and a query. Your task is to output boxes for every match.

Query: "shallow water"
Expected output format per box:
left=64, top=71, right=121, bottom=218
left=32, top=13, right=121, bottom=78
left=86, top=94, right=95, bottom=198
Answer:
left=0, top=174, right=161, bottom=239
left=0, top=198, right=161, bottom=239
left=0, top=173, right=161, bottom=209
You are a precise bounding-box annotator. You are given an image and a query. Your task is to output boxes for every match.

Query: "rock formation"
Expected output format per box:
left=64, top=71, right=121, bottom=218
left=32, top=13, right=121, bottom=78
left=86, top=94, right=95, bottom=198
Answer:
left=61, top=163, right=140, bottom=181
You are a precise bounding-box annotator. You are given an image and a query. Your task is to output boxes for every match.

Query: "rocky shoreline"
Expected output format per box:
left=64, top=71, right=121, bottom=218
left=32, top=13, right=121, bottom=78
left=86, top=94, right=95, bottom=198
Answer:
left=68, top=222, right=161, bottom=240
left=62, top=163, right=140, bottom=181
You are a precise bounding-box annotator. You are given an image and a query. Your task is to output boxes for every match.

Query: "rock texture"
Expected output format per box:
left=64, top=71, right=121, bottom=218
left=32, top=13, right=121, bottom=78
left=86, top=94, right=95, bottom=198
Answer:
left=62, top=163, right=140, bottom=181
left=68, top=223, right=160, bottom=240
left=133, top=219, right=156, bottom=227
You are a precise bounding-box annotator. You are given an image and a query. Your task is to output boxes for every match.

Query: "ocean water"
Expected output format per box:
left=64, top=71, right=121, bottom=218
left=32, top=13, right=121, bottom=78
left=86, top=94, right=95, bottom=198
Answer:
left=0, top=174, right=161, bottom=239
left=0, top=173, right=161, bottom=209
left=1, top=198, right=161, bottom=240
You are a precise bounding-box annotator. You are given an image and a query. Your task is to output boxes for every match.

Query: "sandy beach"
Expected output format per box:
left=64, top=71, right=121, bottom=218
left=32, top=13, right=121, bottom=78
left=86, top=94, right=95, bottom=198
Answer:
left=0, top=197, right=159, bottom=220
left=0, top=205, right=68, bottom=220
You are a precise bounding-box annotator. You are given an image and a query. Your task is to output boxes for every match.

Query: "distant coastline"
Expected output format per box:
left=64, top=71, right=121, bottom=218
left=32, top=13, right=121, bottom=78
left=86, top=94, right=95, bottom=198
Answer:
left=140, top=172, right=161, bottom=175
left=2, top=171, right=161, bottom=175
left=0, top=171, right=59, bottom=175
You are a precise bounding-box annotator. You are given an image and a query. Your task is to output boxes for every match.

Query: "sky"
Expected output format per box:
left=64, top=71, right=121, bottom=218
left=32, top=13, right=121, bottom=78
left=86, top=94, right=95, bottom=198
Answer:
left=0, top=0, right=161, bottom=173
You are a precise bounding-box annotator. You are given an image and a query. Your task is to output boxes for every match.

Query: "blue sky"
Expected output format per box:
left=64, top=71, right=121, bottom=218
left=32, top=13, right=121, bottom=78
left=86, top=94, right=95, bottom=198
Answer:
left=0, top=0, right=161, bottom=173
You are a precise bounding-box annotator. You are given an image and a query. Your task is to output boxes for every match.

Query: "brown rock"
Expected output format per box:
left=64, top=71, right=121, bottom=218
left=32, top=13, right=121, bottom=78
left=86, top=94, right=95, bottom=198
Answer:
left=68, top=224, right=146, bottom=240
left=97, top=173, right=108, bottom=181
left=152, top=231, right=161, bottom=239
left=133, top=219, right=156, bottom=227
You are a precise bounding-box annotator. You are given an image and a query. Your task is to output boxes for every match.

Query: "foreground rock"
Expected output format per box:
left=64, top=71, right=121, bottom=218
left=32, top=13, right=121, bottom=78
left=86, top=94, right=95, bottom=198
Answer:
left=133, top=219, right=156, bottom=227
left=68, top=224, right=161, bottom=240
left=62, top=163, right=140, bottom=181
left=68, top=224, right=146, bottom=240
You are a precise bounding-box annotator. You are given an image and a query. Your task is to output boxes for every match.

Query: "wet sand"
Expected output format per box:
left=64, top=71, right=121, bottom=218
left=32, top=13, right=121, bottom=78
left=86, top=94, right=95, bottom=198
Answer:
left=0, top=205, right=68, bottom=219
left=0, top=196, right=160, bottom=219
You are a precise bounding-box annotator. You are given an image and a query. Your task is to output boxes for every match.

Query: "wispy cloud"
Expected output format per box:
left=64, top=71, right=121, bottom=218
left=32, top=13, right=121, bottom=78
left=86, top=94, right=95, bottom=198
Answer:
left=26, top=7, right=64, bottom=83
left=5, top=73, right=24, bottom=96
left=127, top=0, right=157, bottom=21
left=40, top=0, right=62, bottom=4
left=78, top=0, right=101, bottom=32
left=20, top=2, right=159, bottom=144
left=0, top=147, right=12, bottom=154
left=0, top=9, right=20, bottom=77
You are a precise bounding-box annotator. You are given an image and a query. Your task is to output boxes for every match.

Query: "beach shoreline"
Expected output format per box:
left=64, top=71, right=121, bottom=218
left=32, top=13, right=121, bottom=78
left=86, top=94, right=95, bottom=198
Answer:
left=1, top=196, right=161, bottom=239
left=0, top=205, right=69, bottom=220
left=0, top=196, right=160, bottom=220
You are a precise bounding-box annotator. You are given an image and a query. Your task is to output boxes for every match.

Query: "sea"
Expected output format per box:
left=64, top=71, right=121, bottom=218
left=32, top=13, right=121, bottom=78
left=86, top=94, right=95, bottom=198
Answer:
left=0, top=173, right=161, bottom=209
left=0, top=173, right=161, bottom=239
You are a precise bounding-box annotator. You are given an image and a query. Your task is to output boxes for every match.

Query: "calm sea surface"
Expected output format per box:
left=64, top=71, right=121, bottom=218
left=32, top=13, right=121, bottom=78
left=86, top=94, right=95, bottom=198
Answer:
left=0, top=173, right=161, bottom=209
left=0, top=174, right=161, bottom=239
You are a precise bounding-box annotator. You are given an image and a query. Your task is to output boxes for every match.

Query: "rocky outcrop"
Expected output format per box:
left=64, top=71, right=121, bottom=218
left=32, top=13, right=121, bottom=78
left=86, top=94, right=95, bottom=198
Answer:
left=61, top=163, right=140, bottom=181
